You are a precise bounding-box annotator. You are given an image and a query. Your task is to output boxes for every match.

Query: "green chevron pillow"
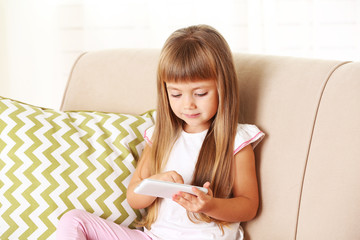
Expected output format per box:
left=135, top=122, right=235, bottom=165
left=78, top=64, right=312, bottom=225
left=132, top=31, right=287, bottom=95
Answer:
left=0, top=96, right=155, bottom=240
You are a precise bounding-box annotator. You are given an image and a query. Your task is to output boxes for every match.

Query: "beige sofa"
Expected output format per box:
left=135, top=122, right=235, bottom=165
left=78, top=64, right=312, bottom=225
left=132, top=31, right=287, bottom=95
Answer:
left=61, top=49, right=360, bottom=239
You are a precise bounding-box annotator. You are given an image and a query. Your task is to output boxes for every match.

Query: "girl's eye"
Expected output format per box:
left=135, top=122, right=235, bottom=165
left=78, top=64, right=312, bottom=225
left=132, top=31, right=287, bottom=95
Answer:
left=195, top=92, right=208, bottom=97
left=171, top=94, right=182, bottom=98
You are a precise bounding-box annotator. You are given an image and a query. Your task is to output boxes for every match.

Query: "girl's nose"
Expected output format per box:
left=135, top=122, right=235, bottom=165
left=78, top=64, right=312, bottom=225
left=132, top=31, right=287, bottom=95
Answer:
left=183, top=95, right=196, bottom=109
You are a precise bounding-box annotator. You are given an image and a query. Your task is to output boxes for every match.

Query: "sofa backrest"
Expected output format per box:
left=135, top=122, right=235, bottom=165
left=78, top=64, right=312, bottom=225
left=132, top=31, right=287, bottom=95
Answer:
left=61, top=49, right=360, bottom=239
left=61, top=49, right=159, bottom=114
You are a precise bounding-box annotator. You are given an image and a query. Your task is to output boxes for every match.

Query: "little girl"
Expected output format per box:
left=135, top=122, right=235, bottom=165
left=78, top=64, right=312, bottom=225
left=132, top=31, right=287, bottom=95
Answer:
left=57, top=25, right=264, bottom=240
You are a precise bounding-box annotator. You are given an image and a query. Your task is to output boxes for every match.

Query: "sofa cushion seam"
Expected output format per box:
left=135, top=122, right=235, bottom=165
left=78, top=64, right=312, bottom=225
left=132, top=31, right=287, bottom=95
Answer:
left=294, top=60, right=352, bottom=239
left=60, top=51, right=88, bottom=111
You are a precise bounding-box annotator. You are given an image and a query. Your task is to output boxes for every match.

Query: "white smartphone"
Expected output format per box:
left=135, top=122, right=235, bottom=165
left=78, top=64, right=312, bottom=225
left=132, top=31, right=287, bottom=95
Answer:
left=134, top=179, right=208, bottom=199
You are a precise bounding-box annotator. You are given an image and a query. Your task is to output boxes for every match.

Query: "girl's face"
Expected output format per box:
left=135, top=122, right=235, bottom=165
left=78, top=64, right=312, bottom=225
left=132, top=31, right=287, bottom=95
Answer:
left=166, top=79, right=218, bottom=133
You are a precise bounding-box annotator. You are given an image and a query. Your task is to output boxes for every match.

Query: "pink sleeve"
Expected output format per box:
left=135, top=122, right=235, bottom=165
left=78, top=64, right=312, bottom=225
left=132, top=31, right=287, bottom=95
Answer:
left=144, top=126, right=155, bottom=145
left=233, top=124, right=265, bottom=155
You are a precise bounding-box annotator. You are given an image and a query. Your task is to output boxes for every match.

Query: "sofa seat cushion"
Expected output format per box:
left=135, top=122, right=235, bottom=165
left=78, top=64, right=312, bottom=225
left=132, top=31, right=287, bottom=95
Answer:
left=0, top=96, right=155, bottom=240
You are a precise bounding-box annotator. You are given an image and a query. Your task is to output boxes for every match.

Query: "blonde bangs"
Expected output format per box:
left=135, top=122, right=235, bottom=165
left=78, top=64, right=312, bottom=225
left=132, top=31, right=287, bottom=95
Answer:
left=158, top=39, right=217, bottom=83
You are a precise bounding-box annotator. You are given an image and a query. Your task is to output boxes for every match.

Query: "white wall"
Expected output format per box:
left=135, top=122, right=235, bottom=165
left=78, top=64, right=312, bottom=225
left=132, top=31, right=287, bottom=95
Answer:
left=1, top=1, right=61, bottom=109
left=0, top=0, right=9, bottom=95
left=1, top=0, right=360, bottom=110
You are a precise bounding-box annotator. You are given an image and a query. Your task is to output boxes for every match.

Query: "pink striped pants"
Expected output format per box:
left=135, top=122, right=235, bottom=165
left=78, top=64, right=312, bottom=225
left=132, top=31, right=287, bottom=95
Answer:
left=56, top=209, right=152, bottom=240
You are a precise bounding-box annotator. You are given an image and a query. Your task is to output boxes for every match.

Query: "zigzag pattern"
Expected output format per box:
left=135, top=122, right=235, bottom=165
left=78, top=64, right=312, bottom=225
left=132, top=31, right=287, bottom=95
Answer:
left=0, top=97, right=154, bottom=240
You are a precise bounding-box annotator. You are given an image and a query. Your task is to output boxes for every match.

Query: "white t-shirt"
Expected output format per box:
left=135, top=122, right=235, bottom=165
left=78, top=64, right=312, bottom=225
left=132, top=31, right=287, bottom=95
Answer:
left=143, top=124, right=264, bottom=240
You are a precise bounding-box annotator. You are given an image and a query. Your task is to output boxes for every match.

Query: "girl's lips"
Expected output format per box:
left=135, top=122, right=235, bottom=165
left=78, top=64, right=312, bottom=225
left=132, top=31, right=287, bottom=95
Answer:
left=183, top=113, right=200, bottom=118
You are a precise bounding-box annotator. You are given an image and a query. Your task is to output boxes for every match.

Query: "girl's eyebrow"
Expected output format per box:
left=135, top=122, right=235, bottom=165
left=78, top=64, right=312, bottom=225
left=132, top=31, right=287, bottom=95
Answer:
left=166, top=86, right=180, bottom=90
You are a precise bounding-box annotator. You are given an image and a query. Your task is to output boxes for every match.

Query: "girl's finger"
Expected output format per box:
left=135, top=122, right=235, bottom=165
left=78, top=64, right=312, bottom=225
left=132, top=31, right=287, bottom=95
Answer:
left=169, top=171, right=184, bottom=184
left=203, top=181, right=211, bottom=189
left=180, top=192, right=193, bottom=202
left=191, top=187, right=207, bottom=201
left=203, top=182, right=213, bottom=197
left=172, top=193, right=191, bottom=210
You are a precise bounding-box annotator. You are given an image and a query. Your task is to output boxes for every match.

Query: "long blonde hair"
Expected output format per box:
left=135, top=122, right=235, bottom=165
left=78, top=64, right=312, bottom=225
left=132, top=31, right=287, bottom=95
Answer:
left=141, top=25, right=240, bottom=231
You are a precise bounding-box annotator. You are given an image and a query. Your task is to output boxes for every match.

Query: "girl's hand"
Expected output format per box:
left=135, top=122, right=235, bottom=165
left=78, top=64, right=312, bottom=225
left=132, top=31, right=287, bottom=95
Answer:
left=172, top=182, right=214, bottom=213
left=148, top=170, right=184, bottom=184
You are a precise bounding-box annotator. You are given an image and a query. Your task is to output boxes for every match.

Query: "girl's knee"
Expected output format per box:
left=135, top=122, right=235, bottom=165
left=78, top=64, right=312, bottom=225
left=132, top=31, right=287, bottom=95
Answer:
left=57, top=210, right=89, bottom=240
left=58, top=209, right=90, bottom=228
left=60, top=209, right=86, bottom=221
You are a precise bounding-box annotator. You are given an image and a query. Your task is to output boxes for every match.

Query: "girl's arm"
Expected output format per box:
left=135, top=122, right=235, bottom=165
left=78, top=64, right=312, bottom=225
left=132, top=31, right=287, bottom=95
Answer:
left=127, top=144, right=184, bottom=209
left=173, top=144, right=259, bottom=222
left=127, top=145, right=156, bottom=209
